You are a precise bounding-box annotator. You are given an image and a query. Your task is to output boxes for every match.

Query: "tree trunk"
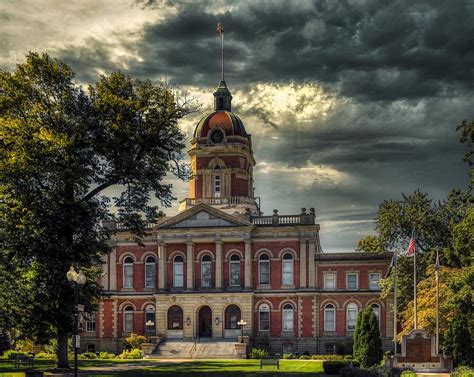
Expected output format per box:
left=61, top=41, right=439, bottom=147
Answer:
left=56, top=331, right=70, bottom=369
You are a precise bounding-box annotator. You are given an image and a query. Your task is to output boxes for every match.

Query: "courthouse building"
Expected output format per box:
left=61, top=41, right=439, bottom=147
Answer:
left=82, top=76, right=393, bottom=356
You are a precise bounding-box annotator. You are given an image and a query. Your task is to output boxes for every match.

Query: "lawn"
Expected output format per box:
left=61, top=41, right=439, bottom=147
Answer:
left=0, top=359, right=325, bottom=376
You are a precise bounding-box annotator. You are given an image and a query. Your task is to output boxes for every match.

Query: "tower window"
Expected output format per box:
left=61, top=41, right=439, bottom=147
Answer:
left=211, top=129, right=224, bottom=144
left=214, top=175, right=221, bottom=197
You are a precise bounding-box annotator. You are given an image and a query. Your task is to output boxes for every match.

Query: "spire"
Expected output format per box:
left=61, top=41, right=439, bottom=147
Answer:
left=214, top=22, right=232, bottom=111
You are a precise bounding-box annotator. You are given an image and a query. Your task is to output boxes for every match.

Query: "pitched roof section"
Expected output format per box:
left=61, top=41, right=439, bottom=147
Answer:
left=155, top=203, right=253, bottom=229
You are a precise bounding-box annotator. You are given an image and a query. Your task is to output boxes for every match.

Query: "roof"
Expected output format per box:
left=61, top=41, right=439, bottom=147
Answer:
left=193, top=110, right=247, bottom=139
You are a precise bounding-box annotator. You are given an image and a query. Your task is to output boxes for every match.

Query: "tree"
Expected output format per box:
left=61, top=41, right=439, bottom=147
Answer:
left=0, top=53, right=190, bottom=368
left=444, top=316, right=474, bottom=367
left=353, top=307, right=383, bottom=367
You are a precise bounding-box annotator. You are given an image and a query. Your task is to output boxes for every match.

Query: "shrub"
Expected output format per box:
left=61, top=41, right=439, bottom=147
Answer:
left=118, top=348, right=143, bottom=359
left=81, top=352, right=97, bottom=359
left=444, top=317, right=474, bottom=367
left=35, top=352, right=56, bottom=360
left=340, top=366, right=405, bottom=377
left=344, top=355, right=354, bottom=359
left=303, top=350, right=310, bottom=356
left=451, top=365, right=474, bottom=377
left=283, top=353, right=294, bottom=359
left=2, top=350, right=30, bottom=359
left=125, top=333, right=148, bottom=350
left=299, top=355, right=311, bottom=359
left=353, top=307, right=383, bottom=367
left=336, top=341, right=354, bottom=355
left=311, top=354, right=345, bottom=360
left=99, top=351, right=116, bottom=359
left=249, top=348, right=269, bottom=359
left=323, top=360, right=360, bottom=375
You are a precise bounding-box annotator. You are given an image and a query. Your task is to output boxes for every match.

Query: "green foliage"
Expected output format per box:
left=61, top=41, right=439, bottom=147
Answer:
left=323, top=360, right=360, bottom=375
left=0, top=52, right=189, bottom=368
left=452, top=365, right=474, bottom=377
left=1, top=350, right=30, bottom=359
left=81, top=351, right=98, bottom=359
left=34, top=352, right=56, bottom=360
left=340, top=366, right=405, bottom=377
left=249, top=348, right=269, bottom=359
left=356, top=235, right=385, bottom=254
left=299, top=355, right=311, bottom=359
left=444, top=316, right=474, bottom=367
left=125, top=333, right=147, bottom=349
left=353, top=308, right=383, bottom=367
left=283, top=353, right=294, bottom=359
left=336, top=341, right=353, bottom=355
left=118, top=348, right=143, bottom=359
left=99, top=351, right=116, bottom=359
left=311, top=354, right=346, bottom=360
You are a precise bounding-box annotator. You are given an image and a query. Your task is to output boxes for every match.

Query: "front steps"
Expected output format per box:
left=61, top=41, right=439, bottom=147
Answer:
left=150, top=339, right=237, bottom=359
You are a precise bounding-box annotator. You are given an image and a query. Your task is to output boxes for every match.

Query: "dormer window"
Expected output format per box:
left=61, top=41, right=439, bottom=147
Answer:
left=211, top=129, right=224, bottom=144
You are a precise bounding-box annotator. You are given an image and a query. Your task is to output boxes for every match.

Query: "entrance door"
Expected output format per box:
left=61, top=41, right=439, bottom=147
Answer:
left=198, top=306, right=212, bottom=338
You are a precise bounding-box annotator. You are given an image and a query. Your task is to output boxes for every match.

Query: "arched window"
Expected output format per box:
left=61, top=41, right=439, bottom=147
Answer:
left=346, top=303, right=358, bottom=331
left=282, top=304, right=294, bottom=331
left=123, top=305, right=134, bottom=333
left=167, top=305, right=183, bottom=330
left=123, top=257, right=134, bottom=288
left=259, top=304, right=270, bottom=331
left=201, top=255, right=212, bottom=287
left=225, top=305, right=241, bottom=329
left=145, top=256, right=156, bottom=288
left=145, top=305, right=156, bottom=335
left=229, top=254, right=240, bottom=286
left=324, top=304, right=336, bottom=332
left=371, top=303, right=381, bottom=329
left=282, top=253, right=294, bottom=285
left=259, top=254, right=270, bottom=285
left=214, top=171, right=221, bottom=197
left=173, top=256, right=184, bottom=288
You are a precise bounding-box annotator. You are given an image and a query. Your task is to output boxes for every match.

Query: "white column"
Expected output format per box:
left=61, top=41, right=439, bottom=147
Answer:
left=186, top=242, right=194, bottom=290
left=215, top=240, right=223, bottom=289
left=109, top=248, right=117, bottom=291
left=299, top=240, right=307, bottom=288
left=308, top=241, right=316, bottom=288
left=158, top=243, right=166, bottom=290
left=244, top=240, right=252, bottom=289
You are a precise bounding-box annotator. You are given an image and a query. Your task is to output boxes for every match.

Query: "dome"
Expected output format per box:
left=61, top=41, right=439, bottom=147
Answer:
left=193, top=110, right=248, bottom=139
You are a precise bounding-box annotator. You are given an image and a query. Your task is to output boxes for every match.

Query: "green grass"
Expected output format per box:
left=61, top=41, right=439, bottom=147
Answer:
left=0, top=359, right=325, bottom=376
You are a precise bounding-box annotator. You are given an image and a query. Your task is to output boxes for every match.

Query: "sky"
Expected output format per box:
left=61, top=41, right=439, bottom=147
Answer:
left=1, top=0, right=472, bottom=252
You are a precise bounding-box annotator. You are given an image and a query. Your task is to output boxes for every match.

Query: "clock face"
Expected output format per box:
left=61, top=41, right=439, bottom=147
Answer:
left=211, top=129, right=224, bottom=143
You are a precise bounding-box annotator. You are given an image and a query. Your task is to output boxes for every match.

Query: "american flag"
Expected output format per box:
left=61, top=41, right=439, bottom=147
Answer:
left=407, top=236, right=416, bottom=256
left=216, top=22, right=224, bottom=36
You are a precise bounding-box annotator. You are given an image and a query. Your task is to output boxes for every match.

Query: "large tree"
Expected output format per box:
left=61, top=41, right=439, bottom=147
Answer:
left=0, top=52, right=190, bottom=368
left=353, top=307, right=383, bottom=367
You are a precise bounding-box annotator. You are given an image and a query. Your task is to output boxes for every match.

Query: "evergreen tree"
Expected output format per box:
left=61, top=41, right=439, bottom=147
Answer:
left=353, top=307, right=383, bottom=367
left=444, top=316, right=474, bottom=367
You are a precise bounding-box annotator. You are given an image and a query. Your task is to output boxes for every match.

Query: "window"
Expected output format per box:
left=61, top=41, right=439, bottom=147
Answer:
left=371, top=303, right=381, bottom=329
left=123, top=306, right=134, bottom=333
left=214, top=174, right=221, bottom=197
left=85, top=312, right=96, bottom=332
left=167, top=305, right=183, bottom=330
left=259, top=254, right=270, bottom=285
left=123, top=257, right=134, bottom=288
left=369, top=273, right=380, bottom=290
left=145, top=305, right=156, bottom=335
left=324, top=304, right=336, bottom=332
left=229, top=254, right=240, bottom=286
left=282, top=253, right=294, bottom=285
left=325, top=344, right=335, bottom=355
left=173, top=256, right=184, bottom=288
left=225, top=305, right=241, bottom=329
left=346, top=273, right=358, bottom=290
left=346, top=303, right=358, bottom=331
left=282, top=304, right=294, bottom=331
left=259, top=304, right=270, bottom=331
left=324, top=273, right=336, bottom=291
left=86, top=344, right=95, bottom=353
left=145, top=256, right=156, bottom=288
left=201, top=255, right=212, bottom=287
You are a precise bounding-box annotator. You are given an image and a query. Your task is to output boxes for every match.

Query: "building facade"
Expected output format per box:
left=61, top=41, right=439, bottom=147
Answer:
left=82, top=78, right=393, bottom=356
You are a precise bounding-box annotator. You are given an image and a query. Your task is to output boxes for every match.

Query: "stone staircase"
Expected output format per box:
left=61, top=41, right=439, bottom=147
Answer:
left=150, top=339, right=237, bottom=359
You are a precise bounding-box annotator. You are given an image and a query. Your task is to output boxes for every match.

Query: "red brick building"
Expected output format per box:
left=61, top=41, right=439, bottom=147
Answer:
left=82, top=78, right=393, bottom=355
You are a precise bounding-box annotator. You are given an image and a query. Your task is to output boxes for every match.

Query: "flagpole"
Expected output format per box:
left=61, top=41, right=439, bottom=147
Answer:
left=435, top=250, right=440, bottom=352
left=413, top=229, right=417, bottom=329
left=221, top=30, right=224, bottom=81
left=393, top=249, right=398, bottom=354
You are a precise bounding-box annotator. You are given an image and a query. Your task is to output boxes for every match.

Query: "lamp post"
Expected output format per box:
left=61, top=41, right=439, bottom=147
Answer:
left=145, top=320, right=155, bottom=343
left=66, top=266, right=86, bottom=377
left=237, top=319, right=247, bottom=343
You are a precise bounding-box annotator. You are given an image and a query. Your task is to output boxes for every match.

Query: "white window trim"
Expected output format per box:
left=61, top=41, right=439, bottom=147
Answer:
left=173, top=258, right=184, bottom=288
left=282, top=305, right=294, bottom=332
left=85, top=313, right=96, bottom=333
left=346, top=272, right=359, bottom=291
left=229, top=257, right=240, bottom=287
left=258, top=304, right=270, bottom=331
left=371, top=303, right=381, bottom=330
left=282, top=255, right=294, bottom=286
left=369, top=273, right=381, bottom=290
left=123, top=258, right=134, bottom=289
left=145, top=257, right=156, bottom=288
left=324, top=305, right=336, bottom=332
left=124, top=309, right=134, bottom=333
left=323, top=273, right=336, bottom=291
left=258, top=255, right=271, bottom=286
left=346, top=304, right=358, bottom=331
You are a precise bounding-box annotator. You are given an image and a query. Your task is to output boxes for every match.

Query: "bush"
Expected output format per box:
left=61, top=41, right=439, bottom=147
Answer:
left=311, top=354, right=345, bottom=360
left=249, top=347, right=269, bottom=359
left=336, top=341, right=353, bottom=355
left=344, top=355, right=354, bottom=359
left=1, top=350, right=30, bottom=359
left=323, top=360, right=360, bottom=375
left=283, top=353, right=294, bottom=359
left=81, top=352, right=97, bottom=359
left=444, top=317, right=474, bottom=367
left=34, top=352, right=56, bottom=360
left=340, top=366, right=405, bottom=377
left=99, top=351, right=116, bottom=359
left=299, top=355, right=311, bottom=359
left=353, top=307, right=383, bottom=367
left=125, top=333, right=147, bottom=350
left=452, top=365, right=474, bottom=377
left=118, top=348, right=143, bottom=359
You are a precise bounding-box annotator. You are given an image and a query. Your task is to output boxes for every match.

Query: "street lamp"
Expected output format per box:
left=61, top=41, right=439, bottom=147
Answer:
left=237, top=319, right=247, bottom=343
left=66, top=266, right=86, bottom=377
left=145, top=320, right=155, bottom=343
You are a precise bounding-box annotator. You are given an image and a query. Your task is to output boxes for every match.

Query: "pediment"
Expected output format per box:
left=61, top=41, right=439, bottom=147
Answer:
left=156, top=203, right=252, bottom=229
